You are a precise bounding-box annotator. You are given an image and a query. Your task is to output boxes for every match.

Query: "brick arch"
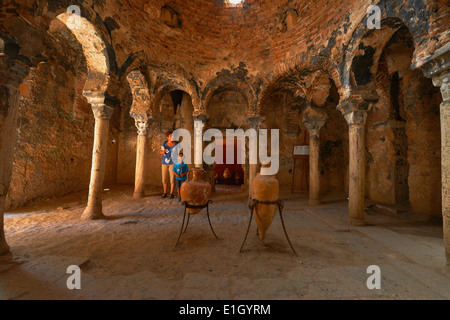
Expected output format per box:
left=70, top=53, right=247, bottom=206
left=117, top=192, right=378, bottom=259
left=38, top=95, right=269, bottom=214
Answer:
left=48, top=12, right=110, bottom=105
left=257, top=65, right=335, bottom=114
left=202, top=76, right=257, bottom=117
left=151, top=75, right=200, bottom=118
left=126, top=69, right=152, bottom=116
left=339, top=0, right=434, bottom=99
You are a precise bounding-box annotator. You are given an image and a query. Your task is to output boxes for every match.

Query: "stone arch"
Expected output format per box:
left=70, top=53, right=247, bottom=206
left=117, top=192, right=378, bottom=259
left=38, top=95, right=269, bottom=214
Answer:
left=340, top=0, right=435, bottom=98
left=48, top=12, right=110, bottom=106
left=363, top=24, right=442, bottom=217
left=258, top=66, right=334, bottom=113
left=202, top=75, right=257, bottom=116
left=126, top=69, right=152, bottom=116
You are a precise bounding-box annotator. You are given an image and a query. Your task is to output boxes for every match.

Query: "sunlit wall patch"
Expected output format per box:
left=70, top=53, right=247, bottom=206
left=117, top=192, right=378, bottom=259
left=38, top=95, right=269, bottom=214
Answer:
left=224, top=0, right=245, bottom=7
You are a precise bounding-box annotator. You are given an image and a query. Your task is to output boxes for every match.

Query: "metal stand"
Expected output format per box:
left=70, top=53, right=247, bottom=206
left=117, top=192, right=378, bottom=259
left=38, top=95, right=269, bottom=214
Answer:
left=240, top=198, right=297, bottom=256
left=175, top=200, right=218, bottom=247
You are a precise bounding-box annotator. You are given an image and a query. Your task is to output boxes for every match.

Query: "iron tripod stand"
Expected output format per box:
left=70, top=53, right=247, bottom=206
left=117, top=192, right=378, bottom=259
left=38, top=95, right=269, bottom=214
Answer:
left=240, top=198, right=297, bottom=256
left=175, top=200, right=218, bottom=247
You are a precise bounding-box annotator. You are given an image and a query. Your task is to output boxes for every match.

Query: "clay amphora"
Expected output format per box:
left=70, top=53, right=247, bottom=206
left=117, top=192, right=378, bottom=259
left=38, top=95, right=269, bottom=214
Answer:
left=223, top=167, right=232, bottom=179
left=180, top=167, right=212, bottom=214
left=251, top=164, right=279, bottom=240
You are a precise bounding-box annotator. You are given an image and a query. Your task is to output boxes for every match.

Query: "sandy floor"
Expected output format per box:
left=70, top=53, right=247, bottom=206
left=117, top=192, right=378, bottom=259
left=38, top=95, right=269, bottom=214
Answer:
left=0, top=184, right=449, bottom=300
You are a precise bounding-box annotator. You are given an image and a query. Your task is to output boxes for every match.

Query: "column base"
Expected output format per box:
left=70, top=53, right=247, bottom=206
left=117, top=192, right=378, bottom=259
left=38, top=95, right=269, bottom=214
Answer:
left=133, top=192, right=145, bottom=199
left=309, top=198, right=322, bottom=206
left=348, top=217, right=366, bottom=226
left=0, top=240, right=10, bottom=255
left=81, top=206, right=105, bottom=220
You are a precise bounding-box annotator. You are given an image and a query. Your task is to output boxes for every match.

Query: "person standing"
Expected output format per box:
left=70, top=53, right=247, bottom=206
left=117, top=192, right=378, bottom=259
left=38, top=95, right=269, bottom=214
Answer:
left=160, top=131, right=178, bottom=198
left=173, top=152, right=189, bottom=202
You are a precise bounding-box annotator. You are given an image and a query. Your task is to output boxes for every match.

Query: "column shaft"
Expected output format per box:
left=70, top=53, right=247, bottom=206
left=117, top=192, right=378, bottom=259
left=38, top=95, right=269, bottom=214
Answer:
left=348, top=121, right=366, bottom=225
left=134, top=134, right=147, bottom=198
left=309, top=134, right=321, bottom=205
left=0, top=196, right=9, bottom=254
left=439, top=87, right=449, bottom=264
left=82, top=116, right=110, bottom=220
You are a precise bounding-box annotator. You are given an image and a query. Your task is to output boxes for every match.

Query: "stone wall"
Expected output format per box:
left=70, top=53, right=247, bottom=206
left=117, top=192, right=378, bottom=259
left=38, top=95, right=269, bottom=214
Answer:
left=5, top=58, right=120, bottom=210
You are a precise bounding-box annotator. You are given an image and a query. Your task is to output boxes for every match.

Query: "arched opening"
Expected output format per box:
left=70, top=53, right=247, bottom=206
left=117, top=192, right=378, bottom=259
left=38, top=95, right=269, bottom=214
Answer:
left=319, top=81, right=349, bottom=198
left=206, top=88, right=248, bottom=192
left=5, top=12, right=116, bottom=212
left=259, top=89, right=305, bottom=190
left=117, top=76, right=195, bottom=190
left=364, top=25, right=442, bottom=217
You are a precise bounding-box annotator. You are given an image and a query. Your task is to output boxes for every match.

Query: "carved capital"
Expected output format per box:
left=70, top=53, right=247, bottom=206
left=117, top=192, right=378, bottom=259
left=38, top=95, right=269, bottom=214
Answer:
left=303, top=118, right=327, bottom=138
left=193, top=112, right=208, bottom=124
left=432, top=71, right=450, bottom=103
left=302, top=105, right=328, bottom=138
left=131, top=112, right=151, bottom=136
left=416, top=44, right=450, bottom=104
left=344, top=110, right=369, bottom=127
left=91, top=103, right=114, bottom=120
left=83, top=91, right=114, bottom=120
left=338, top=93, right=377, bottom=126
left=246, top=116, right=265, bottom=129
left=415, top=43, right=450, bottom=80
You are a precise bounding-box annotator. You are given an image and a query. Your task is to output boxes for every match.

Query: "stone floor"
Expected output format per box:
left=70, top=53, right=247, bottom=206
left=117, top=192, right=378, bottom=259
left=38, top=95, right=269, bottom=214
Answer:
left=0, top=184, right=449, bottom=300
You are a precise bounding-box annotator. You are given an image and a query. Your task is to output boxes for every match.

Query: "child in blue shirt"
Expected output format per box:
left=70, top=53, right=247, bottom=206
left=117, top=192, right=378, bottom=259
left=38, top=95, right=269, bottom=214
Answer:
left=173, top=152, right=189, bottom=202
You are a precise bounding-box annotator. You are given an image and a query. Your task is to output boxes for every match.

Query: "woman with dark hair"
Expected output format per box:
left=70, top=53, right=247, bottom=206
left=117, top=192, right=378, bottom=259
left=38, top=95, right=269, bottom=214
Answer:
left=160, top=130, right=179, bottom=198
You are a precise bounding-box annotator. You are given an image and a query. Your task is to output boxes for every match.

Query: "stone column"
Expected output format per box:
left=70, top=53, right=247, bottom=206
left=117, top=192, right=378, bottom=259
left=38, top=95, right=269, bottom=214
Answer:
left=339, top=96, right=377, bottom=226
left=436, top=73, right=450, bottom=265
left=0, top=195, right=9, bottom=255
left=246, top=116, right=264, bottom=198
left=193, top=113, right=207, bottom=169
left=132, top=113, right=150, bottom=199
left=0, top=91, right=18, bottom=254
left=302, top=117, right=327, bottom=205
left=82, top=100, right=114, bottom=220
left=417, top=45, right=450, bottom=264
left=0, top=39, right=30, bottom=254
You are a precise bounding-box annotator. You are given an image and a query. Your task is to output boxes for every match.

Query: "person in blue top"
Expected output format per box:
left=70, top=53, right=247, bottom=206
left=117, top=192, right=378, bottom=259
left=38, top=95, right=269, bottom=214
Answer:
left=160, top=130, right=179, bottom=199
left=173, top=151, right=189, bottom=202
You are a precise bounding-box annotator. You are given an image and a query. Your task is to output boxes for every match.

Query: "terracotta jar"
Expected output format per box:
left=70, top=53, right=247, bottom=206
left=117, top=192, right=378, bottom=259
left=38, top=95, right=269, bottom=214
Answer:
left=180, top=167, right=212, bottom=214
left=251, top=164, right=279, bottom=240
left=223, top=167, right=232, bottom=179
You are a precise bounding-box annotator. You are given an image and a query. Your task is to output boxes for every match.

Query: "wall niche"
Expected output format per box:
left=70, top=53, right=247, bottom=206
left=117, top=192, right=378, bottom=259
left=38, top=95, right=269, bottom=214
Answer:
left=160, top=5, right=181, bottom=28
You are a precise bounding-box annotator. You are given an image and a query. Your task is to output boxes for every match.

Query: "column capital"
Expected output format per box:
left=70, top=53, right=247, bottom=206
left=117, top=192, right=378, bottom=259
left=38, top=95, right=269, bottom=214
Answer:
left=302, top=118, right=327, bottom=138
left=338, top=93, right=378, bottom=126
left=193, top=112, right=208, bottom=124
left=246, top=116, right=265, bottom=129
left=91, top=103, right=114, bottom=120
left=415, top=43, right=450, bottom=80
left=84, top=91, right=114, bottom=120
left=431, top=70, right=450, bottom=104
left=302, top=106, right=328, bottom=137
left=416, top=44, right=450, bottom=103
left=131, top=112, right=151, bottom=136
